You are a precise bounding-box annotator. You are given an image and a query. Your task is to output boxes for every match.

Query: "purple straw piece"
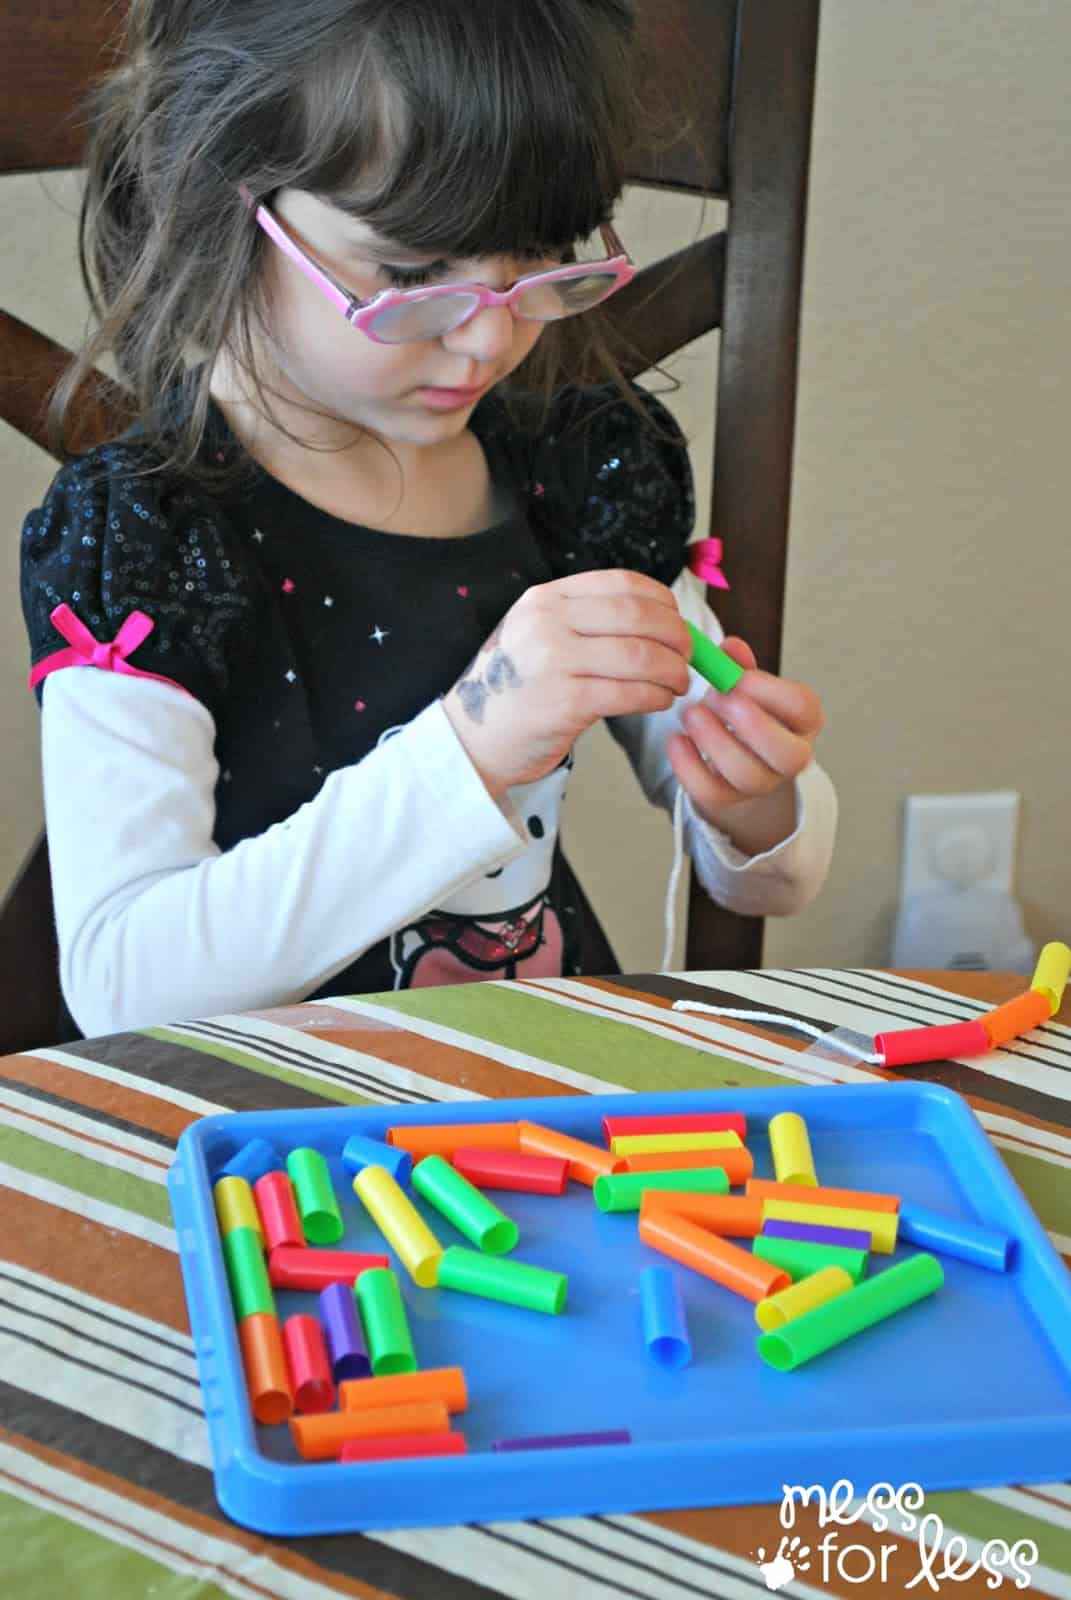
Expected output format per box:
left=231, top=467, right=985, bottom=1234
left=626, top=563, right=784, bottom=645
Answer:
left=493, top=1431, right=631, bottom=1452
left=319, top=1282, right=370, bottom=1381
left=763, top=1217, right=872, bottom=1251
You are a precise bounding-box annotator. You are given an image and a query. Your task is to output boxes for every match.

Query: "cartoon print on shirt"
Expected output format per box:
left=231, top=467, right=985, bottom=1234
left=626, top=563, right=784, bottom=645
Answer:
left=374, top=724, right=573, bottom=989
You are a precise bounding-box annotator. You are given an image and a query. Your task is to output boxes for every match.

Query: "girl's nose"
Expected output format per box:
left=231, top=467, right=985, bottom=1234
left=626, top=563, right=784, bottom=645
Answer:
left=440, top=301, right=517, bottom=363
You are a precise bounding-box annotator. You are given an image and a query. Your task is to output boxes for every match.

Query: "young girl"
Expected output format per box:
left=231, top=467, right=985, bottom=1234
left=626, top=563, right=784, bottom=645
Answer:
left=21, top=0, right=836, bottom=1039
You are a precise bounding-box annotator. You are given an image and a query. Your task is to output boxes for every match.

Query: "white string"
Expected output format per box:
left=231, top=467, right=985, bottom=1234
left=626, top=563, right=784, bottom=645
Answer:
left=661, top=786, right=688, bottom=972
left=668, top=1000, right=884, bottom=1062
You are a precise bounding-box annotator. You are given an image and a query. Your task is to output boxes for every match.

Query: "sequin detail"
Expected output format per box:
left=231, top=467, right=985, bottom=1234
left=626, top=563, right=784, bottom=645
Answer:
left=21, top=444, right=254, bottom=710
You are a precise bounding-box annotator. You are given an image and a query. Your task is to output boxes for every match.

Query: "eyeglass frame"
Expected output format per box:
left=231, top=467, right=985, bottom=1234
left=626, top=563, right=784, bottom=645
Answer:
left=239, top=185, right=635, bottom=344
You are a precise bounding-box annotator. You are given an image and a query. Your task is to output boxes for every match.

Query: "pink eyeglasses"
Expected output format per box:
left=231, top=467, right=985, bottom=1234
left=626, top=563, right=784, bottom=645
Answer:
left=241, top=188, right=635, bottom=345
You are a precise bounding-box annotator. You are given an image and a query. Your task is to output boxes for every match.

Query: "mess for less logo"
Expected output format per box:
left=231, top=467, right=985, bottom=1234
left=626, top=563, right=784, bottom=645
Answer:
left=753, top=1480, right=1038, bottom=1592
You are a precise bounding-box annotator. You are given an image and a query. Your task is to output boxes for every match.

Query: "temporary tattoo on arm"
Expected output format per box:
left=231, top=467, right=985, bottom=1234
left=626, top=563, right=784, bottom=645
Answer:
left=453, top=620, right=522, bottom=724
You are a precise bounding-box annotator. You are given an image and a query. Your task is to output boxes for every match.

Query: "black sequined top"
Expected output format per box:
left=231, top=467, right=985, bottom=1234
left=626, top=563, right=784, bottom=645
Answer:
left=21, top=380, right=695, bottom=997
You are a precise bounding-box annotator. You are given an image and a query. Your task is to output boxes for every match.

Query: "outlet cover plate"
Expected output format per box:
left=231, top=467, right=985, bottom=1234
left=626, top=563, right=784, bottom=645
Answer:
left=900, top=791, right=1020, bottom=899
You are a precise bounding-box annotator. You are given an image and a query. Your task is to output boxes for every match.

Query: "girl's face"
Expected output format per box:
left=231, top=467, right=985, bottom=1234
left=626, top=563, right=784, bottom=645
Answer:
left=253, top=188, right=557, bottom=454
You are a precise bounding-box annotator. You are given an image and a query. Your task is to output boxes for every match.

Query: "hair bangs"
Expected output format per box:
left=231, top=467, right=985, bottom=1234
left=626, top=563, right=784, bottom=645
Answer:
left=297, top=1, right=634, bottom=260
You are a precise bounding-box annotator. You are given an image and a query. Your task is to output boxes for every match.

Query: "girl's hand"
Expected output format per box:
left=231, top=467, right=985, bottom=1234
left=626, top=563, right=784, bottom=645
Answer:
left=667, top=637, right=826, bottom=858
left=443, top=569, right=692, bottom=796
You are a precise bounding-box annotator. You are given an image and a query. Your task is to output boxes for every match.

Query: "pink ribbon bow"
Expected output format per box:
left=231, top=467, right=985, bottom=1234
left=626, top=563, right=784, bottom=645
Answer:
left=686, top=537, right=729, bottom=590
left=28, top=603, right=189, bottom=696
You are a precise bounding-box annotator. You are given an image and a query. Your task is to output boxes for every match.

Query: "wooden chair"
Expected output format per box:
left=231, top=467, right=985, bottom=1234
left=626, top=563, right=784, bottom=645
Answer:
left=0, top=0, right=821, bottom=1051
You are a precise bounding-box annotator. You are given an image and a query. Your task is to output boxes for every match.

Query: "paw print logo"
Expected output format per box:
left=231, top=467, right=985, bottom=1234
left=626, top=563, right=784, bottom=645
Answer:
left=755, top=1536, right=811, bottom=1591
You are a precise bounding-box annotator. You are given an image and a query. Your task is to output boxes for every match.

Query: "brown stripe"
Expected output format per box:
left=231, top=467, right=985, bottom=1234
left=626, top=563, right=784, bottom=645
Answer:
left=2, top=1053, right=200, bottom=1141
left=0, top=1188, right=188, bottom=1333
left=245, top=1001, right=582, bottom=1101
left=0, top=1427, right=397, bottom=1600
left=641, top=1502, right=1011, bottom=1598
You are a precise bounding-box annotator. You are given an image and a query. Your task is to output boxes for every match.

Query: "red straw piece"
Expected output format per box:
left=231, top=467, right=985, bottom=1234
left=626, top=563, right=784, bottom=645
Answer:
left=601, top=1111, right=746, bottom=1142
left=452, top=1147, right=569, bottom=1195
left=875, top=1020, right=990, bottom=1067
left=282, top=1314, right=336, bottom=1413
left=254, top=1171, right=304, bottom=1252
left=339, top=1431, right=467, bottom=1463
left=268, top=1246, right=390, bottom=1291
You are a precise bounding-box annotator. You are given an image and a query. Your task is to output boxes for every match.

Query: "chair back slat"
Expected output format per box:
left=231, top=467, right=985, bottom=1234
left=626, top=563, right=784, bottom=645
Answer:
left=0, top=3, right=117, bottom=175
left=0, top=310, right=130, bottom=453
left=629, top=0, right=737, bottom=196
left=596, top=233, right=727, bottom=380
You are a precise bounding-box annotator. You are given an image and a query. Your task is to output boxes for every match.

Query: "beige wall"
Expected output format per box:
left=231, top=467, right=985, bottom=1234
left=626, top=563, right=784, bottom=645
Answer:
left=3, top=0, right=1069, bottom=976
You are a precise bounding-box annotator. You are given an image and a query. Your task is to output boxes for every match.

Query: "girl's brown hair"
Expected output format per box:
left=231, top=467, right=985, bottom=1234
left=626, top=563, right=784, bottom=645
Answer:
left=51, top=0, right=688, bottom=489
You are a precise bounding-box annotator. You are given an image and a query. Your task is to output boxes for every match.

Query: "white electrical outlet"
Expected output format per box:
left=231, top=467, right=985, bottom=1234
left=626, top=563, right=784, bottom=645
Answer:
left=899, top=791, right=1021, bottom=900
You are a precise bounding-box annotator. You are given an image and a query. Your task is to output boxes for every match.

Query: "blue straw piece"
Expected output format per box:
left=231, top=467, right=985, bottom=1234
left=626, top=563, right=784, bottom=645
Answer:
left=898, top=1201, right=1014, bottom=1272
left=639, top=1265, right=692, bottom=1368
left=217, top=1137, right=283, bottom=1186
left=341, top=1133, right=413, bottom=1188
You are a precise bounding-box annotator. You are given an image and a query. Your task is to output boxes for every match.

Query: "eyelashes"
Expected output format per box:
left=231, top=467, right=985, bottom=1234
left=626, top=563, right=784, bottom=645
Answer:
left=382, top=261, right=449, bottom=288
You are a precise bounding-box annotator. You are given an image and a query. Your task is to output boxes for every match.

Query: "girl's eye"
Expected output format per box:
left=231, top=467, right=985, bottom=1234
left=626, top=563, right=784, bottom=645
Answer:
left=383, top=261, right=448, bottom=288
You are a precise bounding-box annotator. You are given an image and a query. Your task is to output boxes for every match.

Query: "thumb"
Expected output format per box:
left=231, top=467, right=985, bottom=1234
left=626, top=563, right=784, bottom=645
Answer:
left=719, top=635, right=758, bottom=672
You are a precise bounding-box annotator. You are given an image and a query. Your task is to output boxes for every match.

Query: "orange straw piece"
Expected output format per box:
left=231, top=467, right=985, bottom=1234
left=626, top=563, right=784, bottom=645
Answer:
left=517, top=1122, right=624, bottom=1186
left=979, top=989, right=1052, bottom=1049
left=385, top=1122, right=521, bottom=1159
left=746, top=1178, right=900, bottom=1214
left=237, top=1313, right=293, bottom=1425
left=639, top=1210, right=790, bottom=1302
left=340, top=1366, right=468, bottom=1415
left=623, top=1146, right=754, bottom=1185
left=639, top=1191, right=764, bottom=1237
left=290, top=1400, right=450, bottom=1460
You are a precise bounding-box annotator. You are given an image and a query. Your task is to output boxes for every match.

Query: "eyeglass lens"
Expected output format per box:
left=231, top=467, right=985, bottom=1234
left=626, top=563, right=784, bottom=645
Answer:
left=368, top=269, right=621, bottom=343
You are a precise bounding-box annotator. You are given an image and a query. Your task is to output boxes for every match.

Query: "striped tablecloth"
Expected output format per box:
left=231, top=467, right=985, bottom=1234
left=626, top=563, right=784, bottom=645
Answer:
left=2, top=967, right=1069, bottom=1600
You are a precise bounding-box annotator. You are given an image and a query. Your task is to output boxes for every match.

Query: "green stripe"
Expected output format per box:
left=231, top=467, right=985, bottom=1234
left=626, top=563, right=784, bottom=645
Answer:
left=355, top=984, right=791, bottom=1092
left=0, top=1490, right=232, bottom=1600
left=0, top=1126, right=171, bottom=1227
left=998, top=1147, right=1071, bottom=1236
left=143, top=1026, right=372, bottom=1106
left=924, top=1487, right=1071, bottom=1573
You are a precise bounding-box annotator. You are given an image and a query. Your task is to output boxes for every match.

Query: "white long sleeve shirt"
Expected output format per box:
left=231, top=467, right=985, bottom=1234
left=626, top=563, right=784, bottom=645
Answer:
left=40, top=568, right=835, bottom=1036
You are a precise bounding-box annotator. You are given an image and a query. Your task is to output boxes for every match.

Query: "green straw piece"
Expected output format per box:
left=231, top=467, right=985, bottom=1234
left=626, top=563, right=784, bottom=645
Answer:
left=286, top=1147, right=344, bottom=1245
left=221, top=1225, right=275, bottom=1320
left=437, top=1246, right=567, bottom=1315
left=355, top=1267, right=417, bottom=1376
left=411, top=1154, right=519, bottom=1254
left=685, top=622, right=745, bottom=693
left=757, top=1252, right=944, bottom=1371
left=752, top=1235, right=868, bottom=1284
left=593, top=1166, right=731, bottom=1214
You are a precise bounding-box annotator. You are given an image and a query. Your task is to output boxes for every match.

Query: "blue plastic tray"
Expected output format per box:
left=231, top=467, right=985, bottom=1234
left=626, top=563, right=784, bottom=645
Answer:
left=167, top=1083, right=1071, bottom=1535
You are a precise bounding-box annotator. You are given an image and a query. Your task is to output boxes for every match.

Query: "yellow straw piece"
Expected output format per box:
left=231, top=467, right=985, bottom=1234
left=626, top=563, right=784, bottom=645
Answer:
left=755, top=1265, right=854, bottom=1332
left=213, top=1176, right=265, bottom=1244
left=353, top=1165, right=443, bottom=1288
left=609, top=1130, right=744, bottom=1157
left=768, top=1112, right=817, bottom=1187
left=1030, top=941, right=1071, bottom=1016
left=763, top=1198, right=898, bottom=1254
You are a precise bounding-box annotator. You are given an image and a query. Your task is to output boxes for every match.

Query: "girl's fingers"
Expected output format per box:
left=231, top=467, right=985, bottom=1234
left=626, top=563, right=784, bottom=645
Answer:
left=718, top=670, right=825, bottom=741
left=718, top=635, right=758, bottom=672
left=688, top=695, right=813, bottom=781
left=571, top=635, right=692, bottom=695
left=667, top=730, right=751, bottom=815
left=549, top=568, right=681, bottom=607
left=564, top=595, right=692, bottom=656
left=679, top=707, right=783, bottom=797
